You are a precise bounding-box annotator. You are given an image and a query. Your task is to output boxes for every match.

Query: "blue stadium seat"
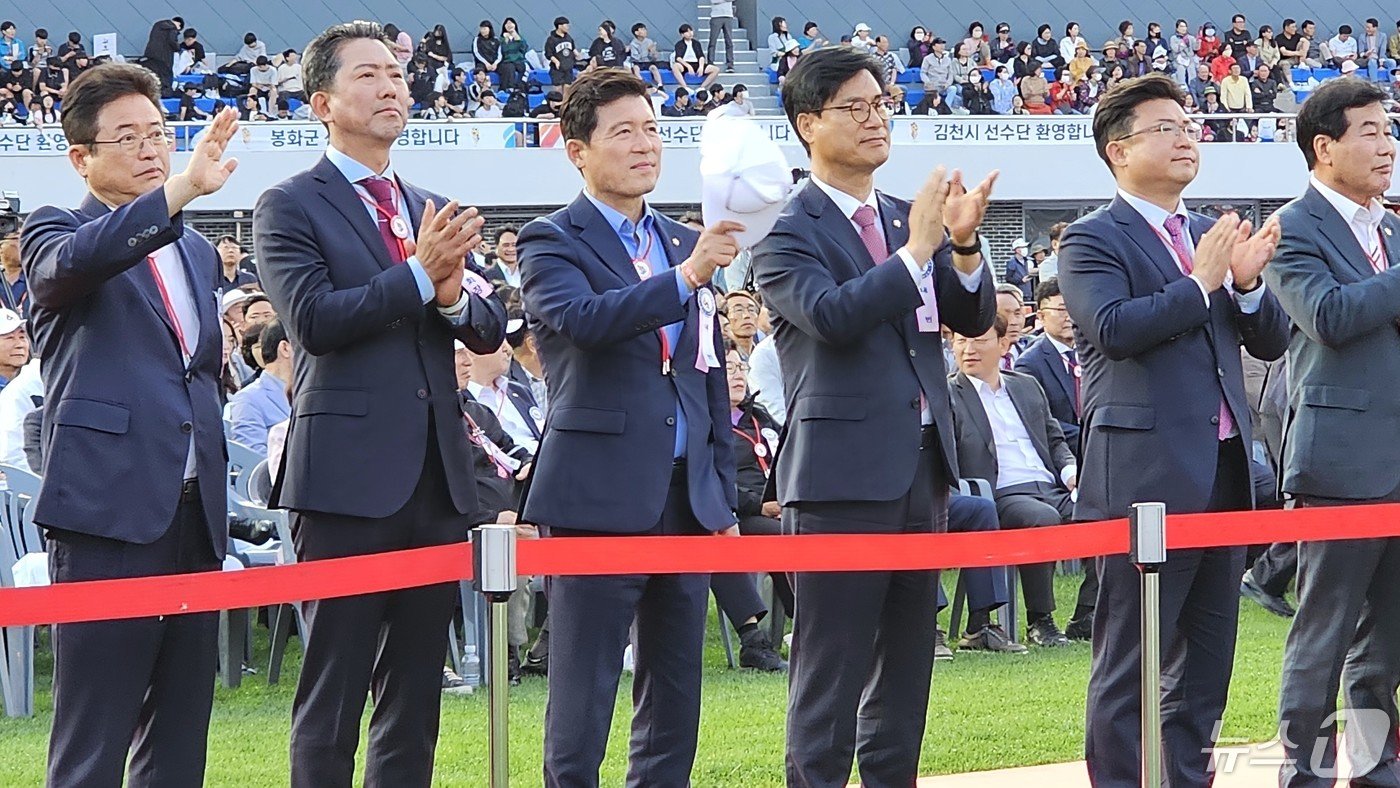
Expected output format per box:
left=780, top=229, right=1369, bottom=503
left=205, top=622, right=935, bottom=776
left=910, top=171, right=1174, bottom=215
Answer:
left=1315, top=67, right=1341, bottom=81
left=528, top=93, right=546, bottom=109
left=528, top=68, right=551, bottom=84
left=1292, top=67, right=1312, bottom=82
left=979, top=68, right=994, bottom=82
left=768, top=69, right=780, bottom=84
left=174, top=74, right=205, bottom=85
left=905, top=89, right=926, bottom=106
left=1044, top=67, right=1056, bottom=81
left=161, top=98, right=179, bottom=115
left=896, top=70, right=920, bottom=84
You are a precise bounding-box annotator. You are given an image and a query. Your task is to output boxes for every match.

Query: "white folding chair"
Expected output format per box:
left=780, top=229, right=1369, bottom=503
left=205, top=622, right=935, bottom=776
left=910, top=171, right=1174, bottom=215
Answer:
left=0, top=463, right=44, bottom=717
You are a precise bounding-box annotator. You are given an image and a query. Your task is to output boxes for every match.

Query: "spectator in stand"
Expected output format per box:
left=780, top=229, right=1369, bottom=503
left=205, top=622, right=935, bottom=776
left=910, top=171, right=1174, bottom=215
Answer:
left=175, top=82, right=207, bottom=121
left=673, top=24, right=719, bottom=89
left=1225, top=14, right=1253, bottom=57
left=1201, top=85, right=1228, bottom=139
left=418, top=93, right=452, bottom=120
left=962, top=68, right=994, bottom=114
left=1328, top=25, right=1359, bottom=69
left=1210, top=44, right=1237, bottom=82
left=177, top=29, right=208, bottom=74
left=1188, top=63, right=1213, bottom=107
left=231, top=32, right=266, bottom=66
left=382, top=24, right=413, bottom=66
left=797, top=21, right=828, bottom=52
left=406, top=55, right=435, bottom=107
left=767, top=17, right=792, bottom=65
left=907, top=26, right=932, bottom=69
left=1389, top=20, right=1400, bottom=67
left=775, top=38, right=801, bottom=86
left=1170, top=19, right=1199, bottom=87
left=887, top=83, right=911, bottom=114
left=963, top=21, right=991, bottom=65
left=0, top=232, right=24, bottom=316
left=442, top=68, right=468, bottom=114
left=1002, top=238, right=1032, bottom=301
left=629, top=24, right=667, bottom=85
left=543, top=17, right=577, bottom=85
left=497, top=18, right=527, bottom=91
left=913, top=88, right=951, bottom=115
left=276, top=49, right=304, bottom=102
left=1237, top=40, right=1264, bottom=75
left=1019, top=61, right=1053, bottom=114
left=29, top=94, right=58, bottom=127
left=56, top=31, right=83, bottom=68
left=484, top=226, right=521, bottom=289
left=1251, top=63, right=1281, bottom=112
left=920, top=37, right=953, bottom=97
left=1151, top=47, right=1173, bottom=78
left=27, top=29, right=52, bottom=89
left=1076, top=68, right=1106, bottom=112
left=38, top=57, right=67, bottom=101
left=528, top=89, right=563, bottom=119
left=2, top=61, right=32, bottom=108
left=66, top=51, right=93, bottom=84
left=474, top=90, right=502, bottom=118
left=1360, top=19, right=1396, bottom=82
left=1061, top=22, right=1088, bottom=66
left=1033, top=25, right=1061, bottom=69
left=849, top=23, right=876, bottom=55
left=424, top=24, right=454, bottom=76
left=1220, top=61, right=1252, bottom=114
left=1049, top=70, right=1078, bottom=113
left=466, top=68, right=492, bottom=113
left=661, top=85, right=696, bottom=116
left=875, top=36, right=904, bottom=85
left=587, top=20, right=627, bottom=71
left=1125, top=40, right=1152, bottom=78
left=1099, top=40, right=1121, bottom=73
left=1067, top=43, right=1096, bottom=83
left=248, top=56, right=278, bottom=112
left=1197, top=22, right=1222, bottom=60
left=991, top=23, right=1016, bottom=65
left=1277, top=19, right=1307, bottom=73
left=710, top=0, right=737, bottom=71
left=215, top=236, right=257, bottom=294
left=0, top=22, right=22, bottom=69
left=473, top=20, right=501, bottom=79
left=990, top=65, right=1016, bottom=113
left=712, top=82, right=754, bottom=117
left=1299, top=20, right=1322, bottom=68
left=142, top=15, right=182, bottom=93
left=227, top=319, right=291, bottom=453
left=1145, top=21, right=1166, bottom=53
left=238, top=93, right=268, bottom=122
left=1013, top=41, right=1037, bottom=81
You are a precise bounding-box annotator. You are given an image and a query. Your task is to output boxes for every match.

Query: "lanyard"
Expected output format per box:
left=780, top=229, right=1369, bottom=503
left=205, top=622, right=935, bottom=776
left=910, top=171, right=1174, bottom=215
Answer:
left=627, top=229, right=674, bottom=375
left=463, top=409, right=517, bottom=479
left=731, top=415, right=772, bottom=476
left=1367, top=228, right=1388, bottom=273
left=355, top=178, right=411, bottom=263
left=146, top=255, right=192, bottom=360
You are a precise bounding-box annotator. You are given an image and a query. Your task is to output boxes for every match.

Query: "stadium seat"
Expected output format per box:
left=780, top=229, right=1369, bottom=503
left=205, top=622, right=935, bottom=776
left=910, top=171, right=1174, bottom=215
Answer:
left=1314, top=67, right=1341, bottom=81
left=1292, top=67, right=1312, bottom=82
left=896, top=70, right=920, bottom=84
left=905, top=88, right=926, bottom=106
left=0, top=463, right=43, bottom=718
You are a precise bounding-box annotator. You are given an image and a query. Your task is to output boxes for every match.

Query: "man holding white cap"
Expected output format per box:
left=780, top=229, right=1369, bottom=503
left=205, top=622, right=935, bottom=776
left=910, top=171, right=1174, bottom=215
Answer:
left=0, top=307, right=29, bottom=387
left=1002, top=237, right=1032, bottom=302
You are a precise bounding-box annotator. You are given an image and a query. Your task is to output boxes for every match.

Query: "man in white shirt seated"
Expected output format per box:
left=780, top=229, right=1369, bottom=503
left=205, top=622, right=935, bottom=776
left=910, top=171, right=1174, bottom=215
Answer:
left=465, top=339, right=542, bottom=454
left=948, top=315, right=1077, bottom=649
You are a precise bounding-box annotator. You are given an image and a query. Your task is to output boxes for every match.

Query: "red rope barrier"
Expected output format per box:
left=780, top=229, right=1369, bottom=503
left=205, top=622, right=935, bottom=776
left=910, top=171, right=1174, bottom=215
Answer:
left=3, top=503, right=1400, bottom=627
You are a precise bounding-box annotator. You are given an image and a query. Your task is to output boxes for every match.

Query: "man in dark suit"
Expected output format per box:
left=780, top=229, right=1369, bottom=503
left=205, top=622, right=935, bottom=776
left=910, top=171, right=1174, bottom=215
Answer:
left=20, top=64, right=237, bottom=787
left=141, top=16, right=181, bottom=94
left=1264, top=79, right=1400, bottom=787
left=252, top=23, right=506, bottom=788
left=465, top=338, right=542, bottom=452
left=948, top=315, right=1076, bottom=649
left=751, top=47, right=997, bottom=787
left=518, top=68, right=741, bottom=787
left=1058, top=74, right=1288, bottom=787
left=1002, top=237, right=1033, bottom=302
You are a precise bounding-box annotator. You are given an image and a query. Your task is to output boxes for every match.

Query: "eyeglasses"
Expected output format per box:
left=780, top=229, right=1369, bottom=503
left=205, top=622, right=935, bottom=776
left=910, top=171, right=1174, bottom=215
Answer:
left=817, top=98, right=896, bottom=124
left=88, top=129, right=177, bottom=153
left=726, top=304, right=760, bottom=317
left=727, top=362, right=751, bottom=374
left=1114, top=121, right=1202, bottom=142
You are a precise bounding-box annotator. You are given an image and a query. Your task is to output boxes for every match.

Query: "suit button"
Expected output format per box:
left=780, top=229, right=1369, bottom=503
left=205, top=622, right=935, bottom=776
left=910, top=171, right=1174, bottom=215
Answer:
left=1217, top=367, right=1225, bottom=377
left=1210, top=415, right=1220, bottom=425
left=909, top=349, right=917, bottom=357
left=180, top=421, right=193, bottom=434
left=666, top=416, right=676, bottom=426
left=127, top=238, right=137, bottom=247
left=910, top=398, right=920, bottom=409
left=416, top=389, right=428, bottom=399
left=184, top=370, right=194, bottom=383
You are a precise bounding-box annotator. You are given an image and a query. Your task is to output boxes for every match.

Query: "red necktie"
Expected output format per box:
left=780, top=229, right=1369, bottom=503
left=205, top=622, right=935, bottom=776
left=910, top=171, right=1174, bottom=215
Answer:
left=359, top=176, right=407, bottom=265
left=1164, top=214, right=1234, bottom=440
left=852, top=205, right=887, bottom=264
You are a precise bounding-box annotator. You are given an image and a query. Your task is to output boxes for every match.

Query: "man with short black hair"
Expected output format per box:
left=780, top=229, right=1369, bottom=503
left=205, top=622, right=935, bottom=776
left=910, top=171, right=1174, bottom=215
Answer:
left=248, top=55, right=277, bottom=111
left=142, top=15, right=182, bottom=92
left=628, top=23, right=666, bottom=85
left=672, top=24, right=719, bottom=89
left=1265, top=77, right=1400, bottom=788
left=178, top=28, right=207, bottom=74
left=1329, top=24, right=1359, bottom=69
left=1225, top=14, right=1253, bottom=57
left=22, top=62, right=239, bottom=787
left=485, top=225, right=521, bottom=289
left=215, top=235, right=257, bottom=294
left=545, top=17, right=577, bottom=86
left=1061, top=73, right=1287, bottom=786
left=277, top=49, right=304, bottom=102
left=1, top=21, right=24, bottom=69
left=661, top=85, right=696, bottom=116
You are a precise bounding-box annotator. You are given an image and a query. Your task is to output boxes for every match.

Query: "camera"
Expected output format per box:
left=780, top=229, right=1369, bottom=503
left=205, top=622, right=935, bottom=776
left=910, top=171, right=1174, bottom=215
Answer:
left=0, top=192, right=20, bottom=237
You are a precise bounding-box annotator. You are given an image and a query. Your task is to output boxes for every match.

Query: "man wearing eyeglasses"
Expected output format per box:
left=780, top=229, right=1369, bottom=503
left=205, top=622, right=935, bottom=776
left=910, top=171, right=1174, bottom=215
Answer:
left=20, top=63, right=239, bottom=787
left=752, top=46, right=997, bottom=787
left=1056, top=73, right=1288, bottom=787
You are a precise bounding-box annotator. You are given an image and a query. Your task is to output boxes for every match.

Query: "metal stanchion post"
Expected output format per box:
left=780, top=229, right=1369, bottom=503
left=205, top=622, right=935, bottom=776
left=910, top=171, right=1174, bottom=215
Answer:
left=473, top=524, right=518, bottom=788
left=1129, top=502, right=1167, bottom=788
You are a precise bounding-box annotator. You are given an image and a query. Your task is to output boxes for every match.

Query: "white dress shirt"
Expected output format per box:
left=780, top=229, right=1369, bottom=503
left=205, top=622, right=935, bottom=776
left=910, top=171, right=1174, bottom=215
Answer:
left=1310, top=175, right=1388, bottom=264
left=0, top=358, right=41, bottom=468
left=493, top=260, right=522, bottom=288
left=746, top=336, right=786, bottom=425
left=149, top=242, right=200, bottom=478
left=809, top=175, right=986, bottom=425
left=467, top=376, right=539, bottom=454
left=1116, top=188, right=1266, bottom=313
left=968, top=374, right=1076, bottom=490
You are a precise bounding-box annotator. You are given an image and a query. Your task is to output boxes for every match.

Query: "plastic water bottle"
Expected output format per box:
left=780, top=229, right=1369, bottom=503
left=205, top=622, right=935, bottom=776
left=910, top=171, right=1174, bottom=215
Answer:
left=462, top=646, right=481, bottom=688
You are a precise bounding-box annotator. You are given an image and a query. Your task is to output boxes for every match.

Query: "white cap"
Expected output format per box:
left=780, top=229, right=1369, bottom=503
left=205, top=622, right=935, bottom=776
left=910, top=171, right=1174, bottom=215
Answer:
left=453, top=339, right=467, bottom=351
left=222, top=289, right=253, bottom=312
left=783, top=38, right=800, bottom=52
left=1341, top=59, right=1359, bottom=74
left=1012, top=237, right=1028, bottom=250
left=699, top=116, right=795, bottom=250
left=0, top=308, right=21, bottom=336
left=854, top=22, right=871, bottom=33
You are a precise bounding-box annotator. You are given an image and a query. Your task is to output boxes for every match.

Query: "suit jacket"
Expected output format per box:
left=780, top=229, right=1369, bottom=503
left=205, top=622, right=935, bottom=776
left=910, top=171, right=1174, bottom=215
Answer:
left=254, top=156, right=506, bottom=518
left=1002, top=254, right=1032, bottom=301
left=517, top=194, right=736, bottom=532
left=460, top=391, right=531, bottom=522
left=1014, top=335, right=1081, bottom=453
left=948, top=370, right=1074, bottom=489
left=1058, top=196, right=1289, bottom=520
left=1263, top=186, right=1400, bottom=499
left=143, top=20, right=180, bottom=62
left=22, top=189, right=227, bottom=555
left=752, top=182, right=996, bottom=505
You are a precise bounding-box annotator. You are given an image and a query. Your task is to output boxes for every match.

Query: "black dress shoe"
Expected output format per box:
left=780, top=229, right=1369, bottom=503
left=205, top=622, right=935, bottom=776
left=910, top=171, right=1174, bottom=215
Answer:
left=739, top=629, right=788, bottom=671
left=934, top=628, right=954, bottom=661
left=1241, top=568, right=1296, bottom=617
left=958, top=624, right=1028, bottom=654
left=1064, top=616, right=1093, bottom=641
left=1027, top=615, right=1072, bottom=647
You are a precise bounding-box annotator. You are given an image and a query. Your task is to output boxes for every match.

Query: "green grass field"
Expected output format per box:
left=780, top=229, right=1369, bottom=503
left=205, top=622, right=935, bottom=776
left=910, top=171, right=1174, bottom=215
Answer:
left=0, top=575, right=1291, bottom=785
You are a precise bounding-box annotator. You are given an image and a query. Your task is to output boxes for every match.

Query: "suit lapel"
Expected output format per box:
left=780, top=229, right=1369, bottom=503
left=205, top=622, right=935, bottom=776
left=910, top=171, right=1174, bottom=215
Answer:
left=1381, top=213, right=1400, bottom=270
left=313, top=156, right=396, bottom=272
left=1109, top=196, right=1190, bottom=286
left=1304, top=187, right=1384, bottom=281
left=801, top=183, right=872, bottom=276
left=1037, top=342, right=1074, bottom=405
left=568, top=195, right=644, bottom=286
left=953, top=373, right=995, bottom=455
left=398, top=178, right=428, bottom=246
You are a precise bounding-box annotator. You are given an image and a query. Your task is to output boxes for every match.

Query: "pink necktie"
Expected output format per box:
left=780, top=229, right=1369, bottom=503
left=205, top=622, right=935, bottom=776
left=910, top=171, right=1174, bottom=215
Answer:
left=1164, top=214, right=1234, bottom=440
left=359, top=176, right=407, bottom=265
left=852, top=205, right=887, bottom=264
